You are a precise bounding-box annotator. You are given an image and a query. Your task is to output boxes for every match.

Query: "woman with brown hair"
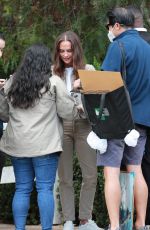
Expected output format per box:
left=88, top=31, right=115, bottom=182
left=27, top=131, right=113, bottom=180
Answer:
left=53, top=31, right=100, bottom=230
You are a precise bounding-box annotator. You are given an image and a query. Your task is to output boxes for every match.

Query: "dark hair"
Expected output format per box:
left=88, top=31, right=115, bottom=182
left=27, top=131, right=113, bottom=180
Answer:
left=126, top=5, right=143, bottom=28
left=107, top=7, right=134, bottom=28
left=0, top=32, right=5, bottom=41
left=8, top=43, right=52, bottom=109
left=53, top=30, right=85, bottom=79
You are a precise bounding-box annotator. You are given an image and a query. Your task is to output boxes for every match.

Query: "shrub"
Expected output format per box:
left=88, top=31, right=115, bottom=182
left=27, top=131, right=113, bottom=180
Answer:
left=0, top=155, right=108, bottom=227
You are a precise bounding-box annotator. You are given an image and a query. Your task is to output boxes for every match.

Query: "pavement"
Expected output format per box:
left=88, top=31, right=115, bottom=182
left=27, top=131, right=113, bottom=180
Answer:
left=0, top=224, right=78, bottom=229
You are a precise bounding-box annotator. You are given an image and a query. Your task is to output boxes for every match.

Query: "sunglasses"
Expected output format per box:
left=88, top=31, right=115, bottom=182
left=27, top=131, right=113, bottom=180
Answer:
left=105, top=23, right=114, bottom=30
left=105, top=22, right=124, bottom=30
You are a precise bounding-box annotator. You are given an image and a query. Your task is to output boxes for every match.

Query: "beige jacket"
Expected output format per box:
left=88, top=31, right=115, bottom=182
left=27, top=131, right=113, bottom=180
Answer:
left=52, top=64, right=95, bottom=119
left=61, top=64, right=95, bottom=85
left=0, top=75, right=78, bottom=157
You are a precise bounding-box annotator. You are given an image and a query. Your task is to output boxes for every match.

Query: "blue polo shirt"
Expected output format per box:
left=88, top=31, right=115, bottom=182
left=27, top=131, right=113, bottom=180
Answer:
left=101, top=29, right=150, bottom=127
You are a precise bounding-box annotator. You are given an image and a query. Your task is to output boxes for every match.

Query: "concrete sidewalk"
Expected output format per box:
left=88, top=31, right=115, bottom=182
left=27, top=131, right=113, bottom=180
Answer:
left=0, top=224, right=41, bottom=230
left=0, top=224, right=78, bottom=229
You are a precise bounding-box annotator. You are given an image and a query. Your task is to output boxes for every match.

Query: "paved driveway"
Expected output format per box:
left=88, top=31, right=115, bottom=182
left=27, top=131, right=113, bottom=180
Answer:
left=0, top=224, right=78, bottom=230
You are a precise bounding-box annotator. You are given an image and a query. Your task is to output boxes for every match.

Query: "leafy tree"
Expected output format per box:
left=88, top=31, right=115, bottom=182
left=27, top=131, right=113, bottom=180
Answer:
left=0, top=0, right=149, bottom=77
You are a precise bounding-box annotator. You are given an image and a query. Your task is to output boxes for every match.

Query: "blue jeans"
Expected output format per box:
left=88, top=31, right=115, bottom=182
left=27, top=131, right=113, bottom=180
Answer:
left=11, top=152, right=60, bottom=230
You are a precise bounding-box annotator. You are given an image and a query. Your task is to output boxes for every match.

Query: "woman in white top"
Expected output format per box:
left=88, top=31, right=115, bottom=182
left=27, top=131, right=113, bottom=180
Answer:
left=53, top=31, right=99, bottom=230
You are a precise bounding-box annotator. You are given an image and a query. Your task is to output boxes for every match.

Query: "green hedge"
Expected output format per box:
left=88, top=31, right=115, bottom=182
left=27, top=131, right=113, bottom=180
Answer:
left=0, top=155, right=108, bottom=228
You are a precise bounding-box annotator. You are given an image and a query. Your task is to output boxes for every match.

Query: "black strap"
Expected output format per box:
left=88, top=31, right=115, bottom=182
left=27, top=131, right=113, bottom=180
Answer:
left=117, top=41, right=127, bottom=82
left=117, top=41, right=134, bottom=125
left=99, top=93, right=106, bottom=119
left=99, top=42, right=126, bottom=120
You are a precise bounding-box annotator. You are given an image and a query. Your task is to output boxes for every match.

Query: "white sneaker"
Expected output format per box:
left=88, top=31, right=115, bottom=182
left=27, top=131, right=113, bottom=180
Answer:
left=78, top=220, right=103, bottom=230
left=63, top=221, right=74, bottom=230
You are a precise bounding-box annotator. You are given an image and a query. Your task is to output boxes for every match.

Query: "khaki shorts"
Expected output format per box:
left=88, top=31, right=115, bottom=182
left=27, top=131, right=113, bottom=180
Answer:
left=97, top=125, right=147, bottom=168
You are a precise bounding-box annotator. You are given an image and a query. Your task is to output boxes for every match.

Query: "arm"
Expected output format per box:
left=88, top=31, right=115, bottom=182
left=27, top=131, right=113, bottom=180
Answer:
left=51, top=75, right=79, bottom=120
left=101, top=41, right=122, bottom=72
left=73, top=64, right=95, bottom=90
left=85, top=64, right=95, bottom=71
left=73, top=78, right=81, bottom=91
left=0, top=79, right=6, bottom=89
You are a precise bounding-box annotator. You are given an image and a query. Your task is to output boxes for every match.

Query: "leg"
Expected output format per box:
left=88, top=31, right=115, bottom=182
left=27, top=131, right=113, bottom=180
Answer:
left=97, top=139, right=125, bottom=230
left=0, top=151, right=5, bottom=180
left=11, top=157, right=34, bottom=230
left=124, top=125, right=147, bottom=229
left=142, top=128, right=150, bottom=225
left=74, top=119, right=97, bottom=221
left=58, top=121, right=75, bottom=221
left=33, top=153, right=59, bottom=230
left=104, top=167, right=121, bottom=230
left=142, top=157, right=150, bottom=225
left=127, top=165, right=148, bottom=228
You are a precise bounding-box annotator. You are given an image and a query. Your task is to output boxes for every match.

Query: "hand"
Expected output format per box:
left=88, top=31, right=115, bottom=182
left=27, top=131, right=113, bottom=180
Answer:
left=0, top=79, right=6, bottom=89
left=73, top=79, right=81, bottom=91
left=76, top=104, right=84, bottom=113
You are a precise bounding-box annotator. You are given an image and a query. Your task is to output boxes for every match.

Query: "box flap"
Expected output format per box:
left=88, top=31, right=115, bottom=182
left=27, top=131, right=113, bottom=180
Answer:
left=78, top=70, right=124, bottom=94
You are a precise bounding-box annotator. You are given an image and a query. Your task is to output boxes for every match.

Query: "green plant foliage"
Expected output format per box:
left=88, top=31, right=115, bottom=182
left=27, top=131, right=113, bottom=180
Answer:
left=0, top=184, right=14, bottom=223
left=0, top=0, right=148, bottom=77
left=93, top=167, right=109, bottom=228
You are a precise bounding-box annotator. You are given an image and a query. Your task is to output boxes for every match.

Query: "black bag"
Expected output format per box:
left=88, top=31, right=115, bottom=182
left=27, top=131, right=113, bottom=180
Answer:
left=82, top=87, right=134, bottom=139
left=0, top=88, right=9, bottom=122
left=80, top=42, right=134, bottom=139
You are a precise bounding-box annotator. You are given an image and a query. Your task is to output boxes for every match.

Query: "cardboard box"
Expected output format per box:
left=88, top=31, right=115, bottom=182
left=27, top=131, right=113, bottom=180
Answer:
left=78, top=70, right=124, bottom=93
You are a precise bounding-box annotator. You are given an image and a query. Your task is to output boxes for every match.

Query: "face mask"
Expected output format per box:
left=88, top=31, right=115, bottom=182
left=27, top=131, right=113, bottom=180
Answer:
left=107, top=30, right=115, bottom=43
